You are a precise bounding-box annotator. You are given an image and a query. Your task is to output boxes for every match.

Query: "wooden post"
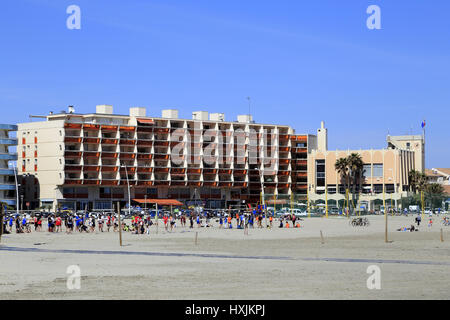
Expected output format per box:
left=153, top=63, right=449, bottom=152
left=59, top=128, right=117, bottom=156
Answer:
left=117, top=202, right=123, bottom=246
left=156, top=203, right=159, bottom=234
left=0, top=204, right=4, bottom=244
left=385, top=209, right=388, bottom=243
left=195, top=231, right=198, bottom=245
left=441, top=228, right=444, bottom=242
left=320, top=230, right=324, bottom=244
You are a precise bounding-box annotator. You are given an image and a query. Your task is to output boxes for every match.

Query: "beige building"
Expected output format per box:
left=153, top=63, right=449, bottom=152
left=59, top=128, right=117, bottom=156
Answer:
left=18, top=105, right=312, bottom=211
left=425, top=168, right=450, bottom=185
left=308, top=122, right=424, bottom=211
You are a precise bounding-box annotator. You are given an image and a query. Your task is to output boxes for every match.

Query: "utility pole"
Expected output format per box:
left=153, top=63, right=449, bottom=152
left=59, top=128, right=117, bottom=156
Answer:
left=117, top=202, right=123, bottom=246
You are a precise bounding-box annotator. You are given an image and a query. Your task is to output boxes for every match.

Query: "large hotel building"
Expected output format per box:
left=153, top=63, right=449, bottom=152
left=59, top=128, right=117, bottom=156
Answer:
left=17, top=105, right=426, bottom=212
left=18, top=105, right=312, bottom=211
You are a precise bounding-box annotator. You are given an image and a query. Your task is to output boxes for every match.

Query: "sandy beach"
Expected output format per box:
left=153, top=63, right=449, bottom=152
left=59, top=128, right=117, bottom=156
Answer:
left=1, top=215, right=449, bottom=300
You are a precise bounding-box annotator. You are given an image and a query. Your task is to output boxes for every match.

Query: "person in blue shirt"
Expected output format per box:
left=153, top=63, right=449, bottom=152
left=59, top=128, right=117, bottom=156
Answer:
left=9, top=216, right=13, bottom=232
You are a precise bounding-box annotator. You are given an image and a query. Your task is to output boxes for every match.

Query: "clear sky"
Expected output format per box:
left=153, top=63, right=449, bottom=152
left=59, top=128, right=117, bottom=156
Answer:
left=0, top=0, right=449, bottom=168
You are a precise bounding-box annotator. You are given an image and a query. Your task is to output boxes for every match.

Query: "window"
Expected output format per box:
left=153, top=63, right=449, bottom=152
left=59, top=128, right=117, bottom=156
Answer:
left=316, top=159, right=325, bottom=187
left=373, top=164, right=383, bottom=177
left=363, top=164, right=371, bottom=178
left=406, top=142, right=410, bottom=150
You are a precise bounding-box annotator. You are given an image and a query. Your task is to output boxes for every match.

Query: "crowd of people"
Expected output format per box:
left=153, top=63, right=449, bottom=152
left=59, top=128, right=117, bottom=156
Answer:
left=1, top=209, right=305, bottom=235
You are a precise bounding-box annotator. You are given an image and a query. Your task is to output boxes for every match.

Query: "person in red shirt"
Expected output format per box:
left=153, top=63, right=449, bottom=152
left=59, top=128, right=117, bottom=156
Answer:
left=55, top=216, right=62, bottom=233
left=163, top=215, right=169, bottom=231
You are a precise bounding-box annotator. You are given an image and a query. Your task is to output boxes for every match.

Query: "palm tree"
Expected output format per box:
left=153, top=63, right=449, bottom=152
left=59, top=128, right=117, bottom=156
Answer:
left=408, top=170, right=422, bottom=194
left=347, top=153, right=364, bottom=212
left=335, top=157, right=350, bottom=195
left=425, top=183, right=445, bottom=211
left=417, top=172, right=429, bottom=193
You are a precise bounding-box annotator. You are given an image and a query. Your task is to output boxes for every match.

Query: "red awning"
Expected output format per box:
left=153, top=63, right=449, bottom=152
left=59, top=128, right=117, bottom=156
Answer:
left=266, top=199, right=288, bottom=205
left=133, top=199, right=183, bottom=206
left=137, top=118, right=155, bottom=125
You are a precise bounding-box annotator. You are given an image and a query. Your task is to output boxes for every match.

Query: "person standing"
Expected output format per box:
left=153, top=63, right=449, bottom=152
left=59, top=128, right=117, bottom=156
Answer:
left=55, top=216, right=62, bottom=232
left=66, top=215, right=73, bottom=234
left=415, top=214, right=422, bottom=226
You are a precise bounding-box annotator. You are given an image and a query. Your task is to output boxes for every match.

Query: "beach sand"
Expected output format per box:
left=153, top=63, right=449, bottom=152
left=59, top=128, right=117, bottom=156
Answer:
left=1, top=215, right=449, bottom=300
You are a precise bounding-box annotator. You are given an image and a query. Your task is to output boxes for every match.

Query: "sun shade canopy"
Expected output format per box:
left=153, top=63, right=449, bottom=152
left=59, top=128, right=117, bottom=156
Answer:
left=137, top=118, right=155, bottom=125
left=133, top=199, right=183, bottom=206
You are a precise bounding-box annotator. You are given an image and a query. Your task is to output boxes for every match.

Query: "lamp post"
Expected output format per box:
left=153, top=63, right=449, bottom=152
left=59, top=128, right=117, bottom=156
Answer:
left=257, top=168, right=267, bottom=228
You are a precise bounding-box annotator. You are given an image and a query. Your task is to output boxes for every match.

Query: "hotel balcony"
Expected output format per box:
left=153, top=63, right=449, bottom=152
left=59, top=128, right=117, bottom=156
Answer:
left=119, top=139, right=136, bottom=146
left=154, top=154, right=169, bottom=160
left=137, top=139, right=153, bottom=146
left=119, top=179, right=136, bottom=186
left=203, top=181, right=218, bottom=187
left=170, top=168, right=186, bottom=175
left=119, top=126, right=136, bottom=132
left=64, top=179, right=83, bottom=185
left=233, top=181, right=248, bottom=188
left=154, top=180, right=170, bottom=186
left=137, top=154, right=153, bottom=160
left=101, top=152, right=118, bottom=159
left=65, top=165, right=82, bottom=172
left=154, top=140, right=170, bottom=147
left=101, top=166, right=118, bottom=173
left=187, top=168, right=202, bottom=175
left=101, top=179, right=119, bottom=186
left=136, top=180, right=154, bottom=186
left=83, top=137, right=101, bottom=144
left=137, top=167, right=153, bottom=173
left=83, top=179, right=100, bottom=186
left=101, top=138, right=118, bottom=145
left=119, top=153, right=136, bottom=160
left=154, top=128, right=170, bottom=134
left=65, top=151, right=82, bottom=158
left=154, top=167, right=169, bottom=173
left=64, top=137, right=82, bottom=144
left=101, top=125, right=118, bottom=132
left=64, top=123, right=83, bottom=130
left=83, top=124, right=100, bottom=131
left=83, top=151, right=101, bottom=159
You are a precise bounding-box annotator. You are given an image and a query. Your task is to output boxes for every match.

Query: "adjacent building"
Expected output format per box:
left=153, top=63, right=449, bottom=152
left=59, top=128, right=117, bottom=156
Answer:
left=0, top=124, right=18, bottom=208
left=308, top=122, right=425, bottom=210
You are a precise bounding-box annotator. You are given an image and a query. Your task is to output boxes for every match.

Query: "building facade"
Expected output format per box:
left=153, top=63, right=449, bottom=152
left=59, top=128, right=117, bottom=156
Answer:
left=18, top=106, right=312, bottom=211
left=0, top=124, right=18, bottom=208
left=308, top=122, right=424, bottom=211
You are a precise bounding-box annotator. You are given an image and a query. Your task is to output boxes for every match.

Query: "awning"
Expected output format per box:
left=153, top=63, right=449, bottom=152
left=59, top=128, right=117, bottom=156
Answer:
left=137, top=119, right=155, bottom=125
left=266, top=199, right=288, bottom=205
left=132, top=199, right=183, bottom=206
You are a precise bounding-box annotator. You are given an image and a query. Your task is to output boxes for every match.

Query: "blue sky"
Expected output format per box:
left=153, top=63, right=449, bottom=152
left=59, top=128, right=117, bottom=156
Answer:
left=0, top=0, right=449, bottom=168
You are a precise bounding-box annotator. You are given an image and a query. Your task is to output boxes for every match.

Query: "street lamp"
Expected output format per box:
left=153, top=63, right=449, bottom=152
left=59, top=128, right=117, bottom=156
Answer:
left=256, top=167, right=268, bottom=228
left=121, top=164, right=132, bottom=217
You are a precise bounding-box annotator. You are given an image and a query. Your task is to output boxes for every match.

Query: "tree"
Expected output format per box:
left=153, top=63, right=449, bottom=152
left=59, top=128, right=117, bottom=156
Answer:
left=347, top=153, right=364, bottom=211
left=335, top=157, right=350, bottom=201
left=425, top=183, right=445, bottom=210
left=408, top=170, right=423, bottom=194
left=335, top=154, right=364, bottom=214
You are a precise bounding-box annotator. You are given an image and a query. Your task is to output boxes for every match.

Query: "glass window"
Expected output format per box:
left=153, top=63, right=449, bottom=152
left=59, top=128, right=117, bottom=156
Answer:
left=363, top=164, right=371, bottom=178
left=373, top=164, right=383, bottom=177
